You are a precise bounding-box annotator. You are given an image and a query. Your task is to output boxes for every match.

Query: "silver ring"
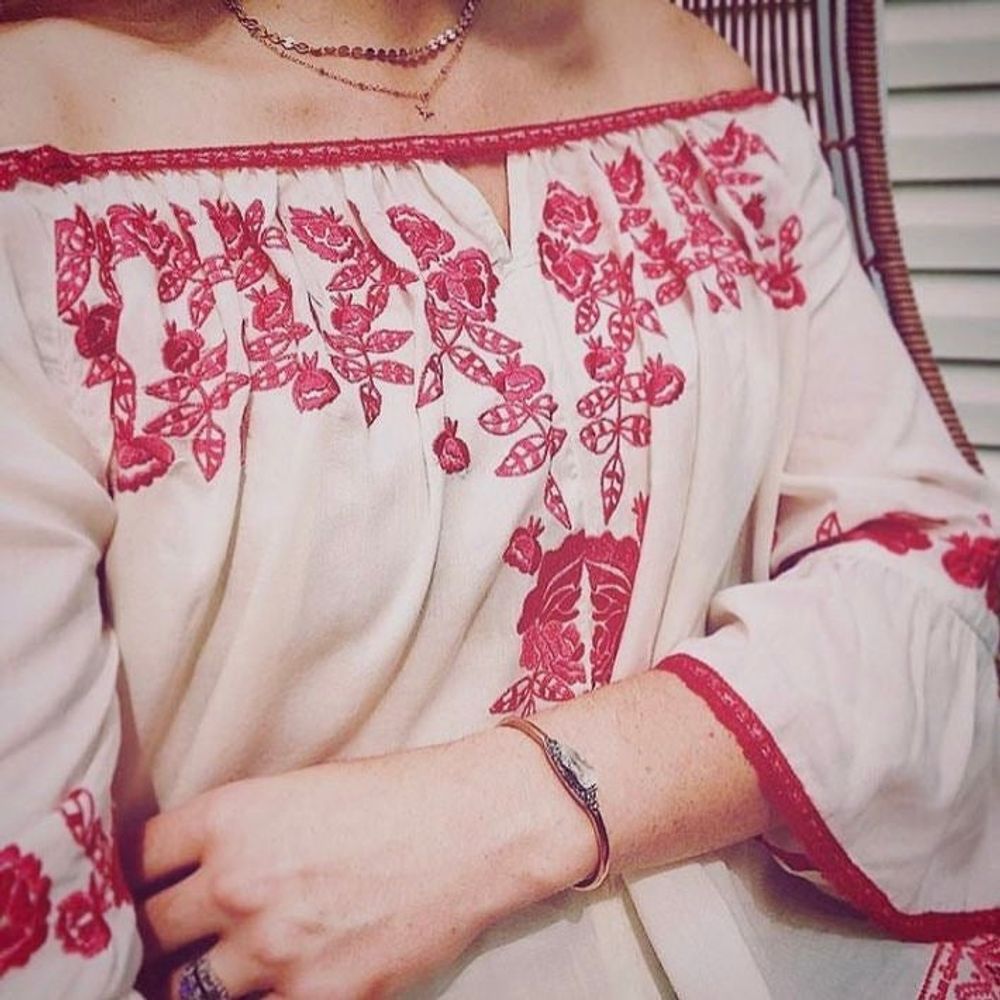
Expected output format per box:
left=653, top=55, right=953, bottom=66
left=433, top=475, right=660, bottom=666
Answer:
left=178, top=955, right=232, bottom=1000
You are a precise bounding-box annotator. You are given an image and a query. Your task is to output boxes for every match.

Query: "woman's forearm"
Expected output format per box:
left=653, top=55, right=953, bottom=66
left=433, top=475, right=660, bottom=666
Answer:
left=460, top=668, right=774, bottom=917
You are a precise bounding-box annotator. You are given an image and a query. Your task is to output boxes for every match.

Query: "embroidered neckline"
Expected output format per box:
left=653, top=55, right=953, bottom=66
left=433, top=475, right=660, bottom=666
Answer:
left=0, top=87, right=776, bottom=191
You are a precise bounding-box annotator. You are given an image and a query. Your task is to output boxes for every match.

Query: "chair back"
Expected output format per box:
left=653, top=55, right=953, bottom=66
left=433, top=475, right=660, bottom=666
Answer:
left=678, top=0, right=980, bottom=469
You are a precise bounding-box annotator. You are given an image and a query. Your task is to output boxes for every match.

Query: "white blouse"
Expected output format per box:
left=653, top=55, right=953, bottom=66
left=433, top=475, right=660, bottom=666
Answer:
left=0, top=88, right=997, bottom=999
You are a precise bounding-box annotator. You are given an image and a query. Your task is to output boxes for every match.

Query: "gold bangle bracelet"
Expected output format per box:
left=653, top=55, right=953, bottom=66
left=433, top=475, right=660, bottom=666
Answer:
left=499, top=716, right=611, bottom=892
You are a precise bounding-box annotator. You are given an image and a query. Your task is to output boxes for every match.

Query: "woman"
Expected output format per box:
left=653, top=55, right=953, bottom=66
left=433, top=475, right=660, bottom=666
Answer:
left=0, top=1, right=997, bottom=997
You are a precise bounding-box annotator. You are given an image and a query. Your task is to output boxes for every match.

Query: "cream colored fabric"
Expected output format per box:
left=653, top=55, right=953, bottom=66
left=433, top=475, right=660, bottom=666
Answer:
left=0, top=93, right=996, bottom=998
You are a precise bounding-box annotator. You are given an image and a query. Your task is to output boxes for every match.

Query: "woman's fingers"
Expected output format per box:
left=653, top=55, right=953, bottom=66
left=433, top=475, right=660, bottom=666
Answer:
left=139, top=796, right=211, bottom=885
left=140, top=869, right=220, bottom=957
left=170, top=938, right=271, bottom=1000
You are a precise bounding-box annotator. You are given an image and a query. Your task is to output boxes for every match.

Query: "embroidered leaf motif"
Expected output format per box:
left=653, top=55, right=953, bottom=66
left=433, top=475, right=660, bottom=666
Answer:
left=779, top=215, right=802, bottom=256
left=529, top=393, right=558, bottom=421
left=327, top=263, right=369, bottom=292
left=495, top=433, right=548, bottom=477
left=449, top=345, right=494, bottom=386
left=574, top=297, right=600, bottom=335
left=530, top=672, right=575, bottom=702
left=488, top=676, right=533, bottom=717
left=234, top=253, right=268, bottom=291
left=245, top=331, right=294, bottom=362
left=157, top=269, right=188, bottom=304
left=365, top=329, right=412, bottom=354
left=717, top=269, right=741, bottom=309
left=548, top=426, right=567, bottom=455
left=816, top=511, right=843, bottom=544
left=655, top=277, right=686, bottom=305
left=143, top=400, right=206, bottom=438
left=600, top=451, right=625, bottom=523
left=209, top=373, right=250, bottom=410
left=251, top=358, right=298, bottom=391
left=619, top=208, right=652, bottom=231
left=261, top=226, right=289, bottom=250
left=360, top=381, right=382, bottom=426
left=633, top=299, right=663, bottom=334
left=366, top=283, right=390, bottom=316
left=544, top=474, right=572, bottom=530
left=188, top=282, right=217, bottom=329
left=190, top=421, right=225, bottom=481
left=191, top=341, right=227, bottom=381
left=607, top=309, right=635, bottom=351
left=56, top=254, right=93, bottom=316
left=84, top=357, right=118, bottom=388
left=580, top=418, right=617, bottom=455
left=370, top=360, right=413, bottom=385
left=329, top=355, right=369, bottom=383
left=479, top=402, right=530, bottom=436
left=416, top=355, right=444, bottom=408
left=146, top=375, right=195, bottom=404
left=244, top=200, right=264, bottom=234
left=466, top=324, right=523, bottom=356
left=619, top=414, right=651, bottom=447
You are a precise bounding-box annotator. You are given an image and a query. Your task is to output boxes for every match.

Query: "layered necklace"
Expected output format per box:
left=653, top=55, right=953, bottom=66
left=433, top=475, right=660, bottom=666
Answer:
left=221, top=0, right=485, bottom=120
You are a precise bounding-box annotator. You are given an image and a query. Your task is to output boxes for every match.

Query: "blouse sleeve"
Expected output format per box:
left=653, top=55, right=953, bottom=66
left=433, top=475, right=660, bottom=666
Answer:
left=657, top=109, right=1000, bottom=942
left=0, top=228, right=141, bottom=994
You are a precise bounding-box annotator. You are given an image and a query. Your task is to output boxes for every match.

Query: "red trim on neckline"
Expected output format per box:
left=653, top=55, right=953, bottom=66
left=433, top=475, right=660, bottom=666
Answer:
left=658, top=653, right=1000, bottom=943
left=0, top=87, right=776, bottom=192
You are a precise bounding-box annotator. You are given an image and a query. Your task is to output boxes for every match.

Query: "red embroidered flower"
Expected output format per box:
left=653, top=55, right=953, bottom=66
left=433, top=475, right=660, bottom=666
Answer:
left=55, top=885, right=111, bottom=958
left=521, top=619, right=586, bottom=684
left=605, top=148, right=644, bottom=206
left=583, top=337, right=625, bottom=383
left=656, top=142, right=700, bottom=192
left=330, top=296, right=373, bottom=336
left=755, top=258, right=806, bottom=310
left=433, top=418, right=470, bottom=474
left=292, top=354, right=339, bottom=412
left=73, top=302, right=120, bottom=359
left=387, top=205, right=456, bottom=268
left=492, top=356, right=545, bottom=402
left=741, top=193, right=766, bottom=229
left=426, top=248, right=499, bottom=322
left=0, top=844, right=51, bottom=975
left=703, top=121, right=753, bottom=169
left=542, top=181, right=600, bottom=244
left=161, top=321, right=204, bottom=374
left=503, top=518, right=544, bottom=575
left=538, top=234, right=596, bottom=302
left=114, top=434, right=174, bottom=492
left=942, top=533, right=1000, bottom=590
left=644, top=355, right=685, bottom=406
left=842, top=512, right=942, bottom=555
left=289, top=207, right=363, bottom=263
left=249, top=283, right=293, bottom=332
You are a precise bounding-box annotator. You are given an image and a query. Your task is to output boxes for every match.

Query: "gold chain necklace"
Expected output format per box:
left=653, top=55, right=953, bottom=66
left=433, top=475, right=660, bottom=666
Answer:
left=222, top=0, right=481, bottom=65
left=224, top=2, right=481, bottom=119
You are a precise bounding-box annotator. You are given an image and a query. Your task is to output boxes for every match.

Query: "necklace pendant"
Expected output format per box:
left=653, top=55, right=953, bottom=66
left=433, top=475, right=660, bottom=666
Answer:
left=416, top=102, right=435, bottom=121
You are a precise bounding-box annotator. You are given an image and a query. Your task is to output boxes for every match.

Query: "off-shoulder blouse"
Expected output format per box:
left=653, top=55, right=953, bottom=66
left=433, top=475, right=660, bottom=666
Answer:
left=0, top=88, right=997, bottom=999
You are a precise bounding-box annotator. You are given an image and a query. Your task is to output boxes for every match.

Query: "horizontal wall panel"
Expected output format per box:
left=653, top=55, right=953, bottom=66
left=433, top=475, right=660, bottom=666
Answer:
left=938, top=363, right=1000, bottom=446
left=885, top=0, right=1000, bottom=88
left=886, top=91, right=1000, bottom=180
left=893, top=185, right=1000, bottom=270
left=910, top=273, right=1000, bottom=360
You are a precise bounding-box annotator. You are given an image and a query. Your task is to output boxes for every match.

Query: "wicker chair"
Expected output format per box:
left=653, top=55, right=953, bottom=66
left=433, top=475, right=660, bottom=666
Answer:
left=679, top=0, right=980, bottom=470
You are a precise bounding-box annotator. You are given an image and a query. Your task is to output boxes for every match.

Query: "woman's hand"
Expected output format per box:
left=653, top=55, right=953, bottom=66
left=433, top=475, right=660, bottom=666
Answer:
left=136, top=729, right=594, bottom=999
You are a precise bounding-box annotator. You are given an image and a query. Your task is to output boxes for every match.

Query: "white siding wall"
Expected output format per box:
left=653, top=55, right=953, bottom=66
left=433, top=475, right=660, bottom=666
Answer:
left=884, top=0, right=1000, bottom=480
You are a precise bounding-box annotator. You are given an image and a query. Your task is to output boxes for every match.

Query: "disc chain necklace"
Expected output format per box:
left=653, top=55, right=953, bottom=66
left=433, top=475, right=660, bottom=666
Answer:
left=222, top=0, right=484, bottom=119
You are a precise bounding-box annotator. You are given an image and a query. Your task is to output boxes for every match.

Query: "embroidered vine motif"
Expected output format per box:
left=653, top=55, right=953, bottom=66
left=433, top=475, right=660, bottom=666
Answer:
left=490, top=493, right=646, bottom=716
left=388, top=206, right=571, bottom=520
left=603, top=120, right=806, bottom=314
left=289, top=206, right=418, bottom=425
left=917, top=936, right=1000, bottom=1000
left=537, top=182, right=683, bottom=523
left=54, top=789, right=130, bottom=959
left=0, top=845, right=51, bottom=975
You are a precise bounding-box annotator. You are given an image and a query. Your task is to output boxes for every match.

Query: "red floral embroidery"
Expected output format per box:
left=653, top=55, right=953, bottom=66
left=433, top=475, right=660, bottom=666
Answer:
left=918, top=936, right=1000, bottom=1000
left=0, top=845, right=51, bottom=976
left=54, top=789, right=129, bottom=959
left=388, top=205, right=571, bottom=526
left=490, top=522, right=641, bottom=716
left=538, top=182, right=679, bottom=523
left=942, top=533, right=1000, bottom=613
left=503, top=517, right=544, bottom=575
left=433, top=418, right=471, bottom=474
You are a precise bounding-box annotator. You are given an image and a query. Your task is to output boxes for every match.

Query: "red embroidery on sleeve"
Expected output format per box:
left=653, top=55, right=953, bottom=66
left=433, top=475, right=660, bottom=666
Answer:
left=917, top=936, right=1000, bottom=1000
left=942, top=533, right=1000, bottom=614
left=54, top=789, right=130, bottom=960
left=0, top=845, right=51, bottom=976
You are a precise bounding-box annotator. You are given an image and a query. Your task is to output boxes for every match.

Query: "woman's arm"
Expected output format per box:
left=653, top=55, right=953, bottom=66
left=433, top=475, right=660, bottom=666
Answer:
left=137, top=672, right=766, bottom=999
